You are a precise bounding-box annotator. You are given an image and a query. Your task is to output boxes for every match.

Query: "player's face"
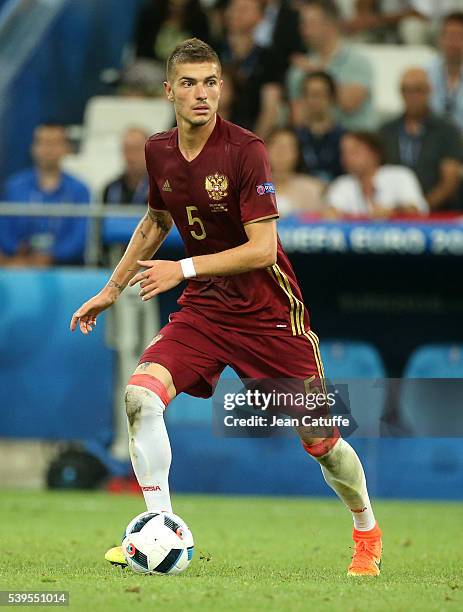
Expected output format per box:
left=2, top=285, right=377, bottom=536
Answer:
left=32, top=126, right=69, bottom=171
left=165, top=62, right=222, bottom=127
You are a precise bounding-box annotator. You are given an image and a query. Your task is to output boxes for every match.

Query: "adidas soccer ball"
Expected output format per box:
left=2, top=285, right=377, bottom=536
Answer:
left=122, top=511, right=194, bottom=575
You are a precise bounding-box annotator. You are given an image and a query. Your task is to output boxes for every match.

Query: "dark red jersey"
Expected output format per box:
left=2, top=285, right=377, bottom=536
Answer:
left=145, top=114, right=310, bottom=336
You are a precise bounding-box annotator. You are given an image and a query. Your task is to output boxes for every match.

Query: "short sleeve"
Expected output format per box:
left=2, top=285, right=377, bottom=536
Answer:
left=145, top=141, right=167, bottom=210
left=238, top=140, right=279, bottom=225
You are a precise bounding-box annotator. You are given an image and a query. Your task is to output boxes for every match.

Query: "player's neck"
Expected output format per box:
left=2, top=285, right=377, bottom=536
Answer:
left=177, top=114, right=217, bottom=162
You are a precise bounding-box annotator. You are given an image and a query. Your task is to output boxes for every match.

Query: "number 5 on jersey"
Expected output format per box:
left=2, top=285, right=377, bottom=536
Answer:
left=186, top=205, right=207, bottom=240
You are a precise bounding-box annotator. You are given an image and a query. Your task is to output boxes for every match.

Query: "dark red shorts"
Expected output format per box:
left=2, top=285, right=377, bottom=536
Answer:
left=138, top=307, right=326, bottom=399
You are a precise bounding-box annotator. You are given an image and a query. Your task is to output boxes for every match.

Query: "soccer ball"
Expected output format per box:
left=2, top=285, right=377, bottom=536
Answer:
left=122, top=511, right=194, bottom=575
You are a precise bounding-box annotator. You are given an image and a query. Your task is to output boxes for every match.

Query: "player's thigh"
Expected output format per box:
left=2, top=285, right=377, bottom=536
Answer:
left=136, top=314, right=226, bottom=400
left=133, top=362, right=177, bottom=401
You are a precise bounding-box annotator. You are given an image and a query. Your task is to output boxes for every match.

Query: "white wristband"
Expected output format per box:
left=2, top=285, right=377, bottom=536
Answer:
left=180, top=257, right=197, bottom=279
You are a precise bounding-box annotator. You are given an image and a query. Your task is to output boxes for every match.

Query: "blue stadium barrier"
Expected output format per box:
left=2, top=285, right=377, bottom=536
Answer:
left=0, top=268, right=114, bottom=443
left=400, top=344, right=463, bottom=436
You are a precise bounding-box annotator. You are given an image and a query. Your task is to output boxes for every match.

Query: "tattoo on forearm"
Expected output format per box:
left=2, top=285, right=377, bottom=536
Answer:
left=108, top=280, right=124, bottom=293
left=139, top=229, right=148, bottom=240
left=147, top=208, right=172, bottom=234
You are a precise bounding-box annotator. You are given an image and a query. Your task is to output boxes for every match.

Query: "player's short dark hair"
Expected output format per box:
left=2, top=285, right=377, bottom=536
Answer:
left=443, top=11, right=463, bottom=29
left=302, top=71, right=337, bottom=100
left=166, top=38, right=222, bottom=80
left=345, top=131, right=385, bottom=165
left=301, top=0, right=340, bottom=22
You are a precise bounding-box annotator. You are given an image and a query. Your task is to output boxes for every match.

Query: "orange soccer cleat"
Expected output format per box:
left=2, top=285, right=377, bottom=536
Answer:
left=347, top=522, right=382, bottom=576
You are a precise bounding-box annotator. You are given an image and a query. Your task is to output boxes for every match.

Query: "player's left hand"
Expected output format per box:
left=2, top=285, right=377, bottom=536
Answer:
left=129, top=259, right=184, bottom=301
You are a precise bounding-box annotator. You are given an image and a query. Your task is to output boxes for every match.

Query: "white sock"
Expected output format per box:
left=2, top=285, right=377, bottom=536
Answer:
left=312, top=438, right=376, bottom=531
left=125, top=384, right=172, bottom=513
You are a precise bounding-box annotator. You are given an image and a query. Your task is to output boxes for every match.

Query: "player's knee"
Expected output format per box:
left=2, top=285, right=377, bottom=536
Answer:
left=125, top=374, right=170, bottom=426
left=125, top=385, right=146, bottom=426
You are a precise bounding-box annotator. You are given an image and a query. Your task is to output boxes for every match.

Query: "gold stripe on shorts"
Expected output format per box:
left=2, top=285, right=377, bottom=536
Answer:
left=270, top=264, right=298, bottom=335
left=271, top=264, right=306, bottom=336
left=303, top=330, right=327, bottom=396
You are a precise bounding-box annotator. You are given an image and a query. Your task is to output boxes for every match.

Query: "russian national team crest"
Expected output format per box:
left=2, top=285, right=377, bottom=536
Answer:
left=205, top=172, right=228, bottom=201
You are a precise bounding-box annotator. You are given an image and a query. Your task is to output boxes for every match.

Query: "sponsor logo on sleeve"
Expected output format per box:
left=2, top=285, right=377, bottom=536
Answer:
left=256, top=182, right=276, bottom=195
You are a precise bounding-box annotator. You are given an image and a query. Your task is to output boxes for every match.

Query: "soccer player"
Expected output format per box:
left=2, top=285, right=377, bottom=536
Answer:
left=70, top=38, right=382, bottom=576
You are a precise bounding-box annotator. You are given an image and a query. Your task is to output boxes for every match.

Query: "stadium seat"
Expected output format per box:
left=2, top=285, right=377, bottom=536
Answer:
left=320, top=340, right=385, bottom=379
left=320, top=341, right=386, bottom=437
left=82, top=96, right=174, bottom=156
left=62, top=153, right=123, bottom=198
left=354, top=44, right=437, bottom=119
left=399, top=344, right=463, bottom=436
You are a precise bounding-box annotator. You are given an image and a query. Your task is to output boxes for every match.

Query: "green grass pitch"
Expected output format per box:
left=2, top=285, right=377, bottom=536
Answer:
left=0, top=490, right=462, bottom=611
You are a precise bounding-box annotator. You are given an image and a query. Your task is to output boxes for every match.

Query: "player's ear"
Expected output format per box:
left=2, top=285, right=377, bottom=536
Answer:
left=164, top=81, right=174, bottom=102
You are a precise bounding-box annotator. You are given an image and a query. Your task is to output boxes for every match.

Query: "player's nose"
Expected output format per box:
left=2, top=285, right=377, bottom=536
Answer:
left=194, top=83, right=207, bottom=99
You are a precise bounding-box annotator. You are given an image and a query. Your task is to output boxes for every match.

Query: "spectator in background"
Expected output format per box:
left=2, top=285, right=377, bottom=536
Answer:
left=326, top=131, right=428, bottom=217
left=0, top=124, right=89, bottom=267
left=134, top=0, right=210, bottom=62
left=338, top=1, right=463, bottom=44
left=219, top=0, right=283, bottom=136
left=267, top=128, right=324, bottom=215
left=287, top=0, right=376, bottom=130
left=338, top=0, right=423, bottom=44
left=429, top=12, right=463, bottom=133
left=380, top=68, right=463, bottom=211
left=253, top=0, right=305, bottom=77
left=103, top=128, right=149, bottom=206
left=217, top=66, right=240, bottom=123
left=295, top=71, right=345, bottom=183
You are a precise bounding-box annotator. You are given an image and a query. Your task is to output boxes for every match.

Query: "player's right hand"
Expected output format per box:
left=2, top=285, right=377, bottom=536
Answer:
left=70, top=291, right=117, bottom=335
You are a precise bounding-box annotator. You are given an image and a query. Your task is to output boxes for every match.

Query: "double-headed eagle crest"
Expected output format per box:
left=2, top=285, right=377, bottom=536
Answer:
left=205, top=172, right=228, bottom=201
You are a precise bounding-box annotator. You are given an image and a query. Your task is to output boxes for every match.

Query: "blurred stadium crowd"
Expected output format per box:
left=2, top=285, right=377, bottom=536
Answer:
left=2, top=0, right=463, bottom=267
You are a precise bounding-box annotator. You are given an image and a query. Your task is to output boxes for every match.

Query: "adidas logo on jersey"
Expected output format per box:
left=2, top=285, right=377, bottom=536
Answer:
left=162, top=179, right=172, bottom=192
